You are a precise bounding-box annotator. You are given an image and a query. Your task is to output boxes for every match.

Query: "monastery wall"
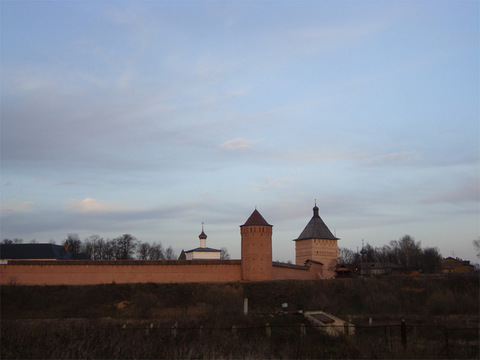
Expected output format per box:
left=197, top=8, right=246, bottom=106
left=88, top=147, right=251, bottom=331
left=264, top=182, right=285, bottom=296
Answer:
left=272, top=261, right=324, bottom=280
left=1, top=259, right=325, bottom=285
left=0, top=208, right=337, bottom=284
left=272, top=263, right=311, bottom=280
left=0, top=260, right=242, bottom=285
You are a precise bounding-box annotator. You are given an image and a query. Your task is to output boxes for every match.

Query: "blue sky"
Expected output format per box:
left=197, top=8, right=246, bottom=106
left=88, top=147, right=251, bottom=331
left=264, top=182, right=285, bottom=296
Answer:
left=1, top=1, right=478, bottom=263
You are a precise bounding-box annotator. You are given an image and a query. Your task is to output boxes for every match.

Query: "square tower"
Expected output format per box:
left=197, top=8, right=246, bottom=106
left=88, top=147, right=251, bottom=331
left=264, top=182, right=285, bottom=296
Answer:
left=293, top=205, right=339, bottom=278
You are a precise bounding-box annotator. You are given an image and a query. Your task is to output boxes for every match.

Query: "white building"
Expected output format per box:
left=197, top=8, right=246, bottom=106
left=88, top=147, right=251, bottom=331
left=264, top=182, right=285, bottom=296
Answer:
left=183, top=225, right=221, bottom=260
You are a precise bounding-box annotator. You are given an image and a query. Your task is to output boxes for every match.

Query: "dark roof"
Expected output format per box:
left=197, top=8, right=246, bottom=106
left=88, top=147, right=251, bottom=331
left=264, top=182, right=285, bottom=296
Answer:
left=241, top=209, right=272, bottom=227
left=178, top=249, right=186, bottom=260
left=1, top=243, right=72, bottom=260
left=305, top=259, right=324, bottom=266
left=0, top=243, right=91, bottom=260
left=272, top=261, right=309, bottom=270
left=293, top=206, right=338, bottom=241
left=184, top=247, right=221, bottom=253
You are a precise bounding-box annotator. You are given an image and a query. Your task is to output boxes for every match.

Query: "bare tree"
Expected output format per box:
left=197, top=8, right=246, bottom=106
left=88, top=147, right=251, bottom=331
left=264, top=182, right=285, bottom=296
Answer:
left=148, top=242, right=165, bottom=260
left=360, top=243, right=376, bottom=262
left=137, top=242, right=151, bottom=260
left=65, top=233, right=82, bottom=254
left=220, top=247, right=231, bottom=260
left=420, top=247, right=442, bottom=273
left=137, top=242, right=165, bottom=260
left=165, top=246, right=176, bottom=260
left=473, top=238, right=480, bottom=259
left=338, top=247, right=355, bottom=264
left=390, top=235, right=421, bottom=268
left=83, top=235, right=107, bottom=260
left=2, top=238, right=23, bottom=244
left=113, top=234, right=139, bottom=260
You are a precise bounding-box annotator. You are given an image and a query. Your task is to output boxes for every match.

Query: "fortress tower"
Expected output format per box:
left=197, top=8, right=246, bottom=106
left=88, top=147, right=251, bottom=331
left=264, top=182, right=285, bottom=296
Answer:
left=294, top=204, right=339, bottom=278
left=240, top=209, right=273, bottom=281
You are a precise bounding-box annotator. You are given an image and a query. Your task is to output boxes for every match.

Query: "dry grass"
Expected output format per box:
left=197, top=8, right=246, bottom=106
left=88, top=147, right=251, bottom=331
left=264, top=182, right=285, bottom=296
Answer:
left=1, top=274, right=479, bottom=359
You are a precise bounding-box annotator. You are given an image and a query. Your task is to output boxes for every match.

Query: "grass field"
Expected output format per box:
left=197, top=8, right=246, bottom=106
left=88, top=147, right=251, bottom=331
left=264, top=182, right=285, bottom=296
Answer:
left=2, top=274, right=478, bottom=359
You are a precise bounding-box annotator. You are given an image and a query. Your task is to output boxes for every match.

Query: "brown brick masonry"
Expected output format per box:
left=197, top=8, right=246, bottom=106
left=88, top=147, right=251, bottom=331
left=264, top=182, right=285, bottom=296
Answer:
left=0, top=259, right=323, bottom=285
left=0, top=260, right=242, bottom=285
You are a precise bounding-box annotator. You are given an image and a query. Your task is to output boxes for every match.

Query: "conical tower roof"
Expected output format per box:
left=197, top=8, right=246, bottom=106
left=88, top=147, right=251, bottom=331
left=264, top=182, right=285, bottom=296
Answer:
left=241, top=209, right=272, bottom=227
left=294, top=205, right=338, bottom=241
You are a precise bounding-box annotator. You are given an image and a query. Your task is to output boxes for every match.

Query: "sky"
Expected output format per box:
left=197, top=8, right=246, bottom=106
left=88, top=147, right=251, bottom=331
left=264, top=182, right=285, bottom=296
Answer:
left=1, top=1, right=479, bottom=264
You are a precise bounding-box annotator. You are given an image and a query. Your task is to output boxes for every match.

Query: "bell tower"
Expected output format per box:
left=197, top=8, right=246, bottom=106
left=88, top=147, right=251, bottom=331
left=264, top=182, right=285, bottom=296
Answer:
left=240, top=209, right=273, bottom=281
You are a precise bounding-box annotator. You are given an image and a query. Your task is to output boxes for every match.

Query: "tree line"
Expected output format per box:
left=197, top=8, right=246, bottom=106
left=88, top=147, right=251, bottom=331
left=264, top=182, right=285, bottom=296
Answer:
left=2, top=234, right=231, bottom=261
left=338, top=235, right=442, bottom=273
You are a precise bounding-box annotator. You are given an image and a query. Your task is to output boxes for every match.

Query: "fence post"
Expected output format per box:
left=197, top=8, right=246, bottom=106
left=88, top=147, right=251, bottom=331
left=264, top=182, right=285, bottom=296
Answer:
left=344, top=323, right=349, bottom=344
left=384, top=325, right=389, bottom=348
left=172, top=322, right=178, bottom=339
left=232, top=325, right=237, bottom=339
left=444, top=327, right=450, bottom=358
left=199, top=325, right=203, bottom=338
left=300, top=323, right=306, bottom=340
left=244, top=298, right=248, bottom=316
left=401, top=319, right=407, bottom=350
left=266, top=323, right=271, bottom=339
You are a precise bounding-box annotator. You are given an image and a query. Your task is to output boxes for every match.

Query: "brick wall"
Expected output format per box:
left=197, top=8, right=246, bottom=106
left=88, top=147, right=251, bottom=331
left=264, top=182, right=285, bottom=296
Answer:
left=0, top=260, right=242, bottom=285
left=1, top=259, right=328, bottom=285
left=272, top=261, right=323, bottom=280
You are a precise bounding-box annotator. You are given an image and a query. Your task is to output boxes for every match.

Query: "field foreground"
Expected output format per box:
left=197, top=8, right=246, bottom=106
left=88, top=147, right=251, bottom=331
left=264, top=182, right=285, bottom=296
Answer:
left=1, top=275, right=479, bottom=359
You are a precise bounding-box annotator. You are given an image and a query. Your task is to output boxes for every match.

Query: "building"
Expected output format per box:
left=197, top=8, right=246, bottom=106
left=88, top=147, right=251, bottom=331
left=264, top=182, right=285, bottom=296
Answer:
left=0, top=206, right=338, bottom=285
left=241, top=209, right=273, bottom=281
left=441, top=257, right=475, bottom=273
left=0, top=243, right=90, bottom=261
left=293, top=204, right=339, bottom=278
left=183, top=225, right=221, bottom=260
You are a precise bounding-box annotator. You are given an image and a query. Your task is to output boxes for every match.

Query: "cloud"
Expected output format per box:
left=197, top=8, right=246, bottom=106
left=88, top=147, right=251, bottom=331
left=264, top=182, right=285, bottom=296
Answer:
left=56, top=181, right=81, bottom=186
left=358, top=151, right=419, bottom=167
left=422, top=177, right=480, bottom=204
left=65, top=198, right=122, bottom=213
left=220, top=138, right=253, bottom=150
left=0, top=200, right=34, bottom=213
left=253, top=175, right=295, bottom=192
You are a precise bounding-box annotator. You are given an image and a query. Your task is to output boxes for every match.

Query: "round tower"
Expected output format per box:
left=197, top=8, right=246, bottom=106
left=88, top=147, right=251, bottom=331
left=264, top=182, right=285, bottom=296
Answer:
left=240, top=209, right=273, bottom=281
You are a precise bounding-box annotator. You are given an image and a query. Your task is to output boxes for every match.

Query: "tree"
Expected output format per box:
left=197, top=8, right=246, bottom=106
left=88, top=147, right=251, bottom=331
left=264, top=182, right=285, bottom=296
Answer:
left=113, top=234, right=138, bottom=260
left=137, top=242, right=165, bottom=260
left=148, top=242, right=165, bottom=260
left=83, top=235, right=109, bottom=260
left=165, top=246, right=176, bottom=260
left=65, top=233, right=82, bottom=254
left=102, top=239, right=116, bottom=260
left=338, top=247, right=356, bottom=264
left=360, top=243, right=376, bottom=262
left=137, top=242, right=151, bottom=260
left=340, top=235, right=443, bottom=272
left=2, top=238, right=23, bottom=244
left=420, top=247, right=442, bottom=273
left=220, top=247, right=231, bottom=260
left=473, top=238, right=480, bottom=259
left=390, top=235, right=421, bottom=268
